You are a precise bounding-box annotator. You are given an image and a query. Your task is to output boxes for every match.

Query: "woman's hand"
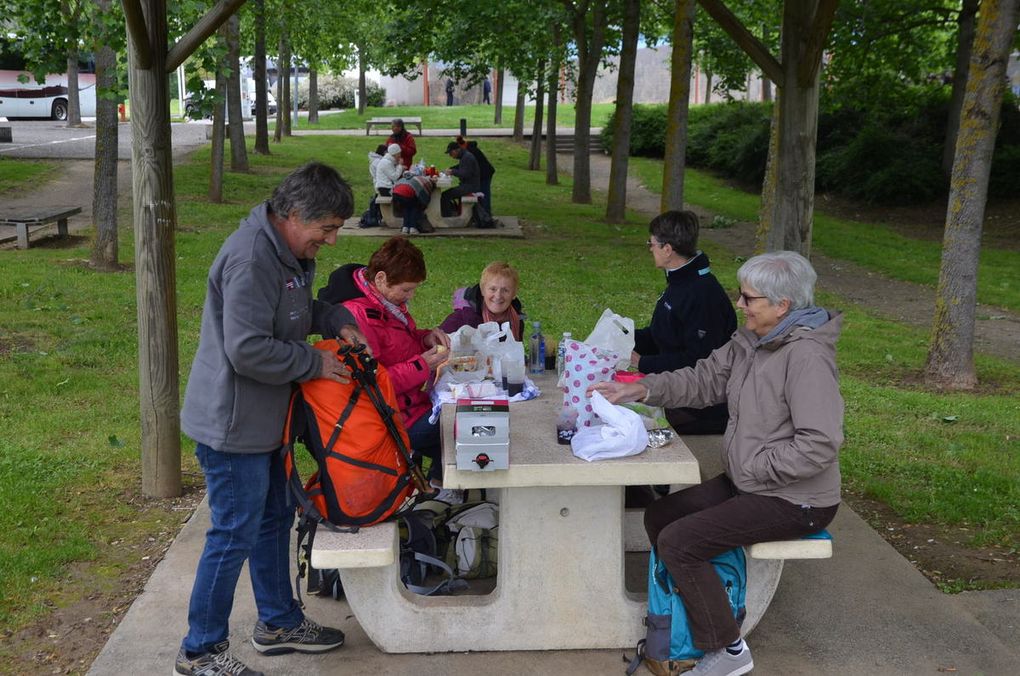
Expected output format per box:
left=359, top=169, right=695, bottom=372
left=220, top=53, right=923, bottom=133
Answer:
left=587, top=380, right=648, bottom=404
left=423, top=328, right=451, bottom=351
left=421, top=345, right=449, bottom=371
left=630, top=350, right=641, bottom=368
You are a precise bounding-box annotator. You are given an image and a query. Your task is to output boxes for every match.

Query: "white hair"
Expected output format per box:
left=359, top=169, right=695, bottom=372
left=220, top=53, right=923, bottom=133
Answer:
left=737, top=251, right=817, bottom=310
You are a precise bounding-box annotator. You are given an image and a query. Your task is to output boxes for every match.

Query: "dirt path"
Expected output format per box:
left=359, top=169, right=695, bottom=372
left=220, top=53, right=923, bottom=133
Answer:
left=578, top=153, right=1020, bottom=364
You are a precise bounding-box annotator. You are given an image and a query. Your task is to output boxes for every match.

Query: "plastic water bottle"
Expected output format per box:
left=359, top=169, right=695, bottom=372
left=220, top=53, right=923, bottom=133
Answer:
left=529, top=321, right=546, bottom=374
left=556, top=332, right=571, bottom=376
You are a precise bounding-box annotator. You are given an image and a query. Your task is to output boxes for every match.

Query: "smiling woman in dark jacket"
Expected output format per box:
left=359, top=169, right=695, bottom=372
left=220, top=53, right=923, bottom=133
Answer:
left=592, top=251, right=843, bottom=676
left=440, top=261, right=525, bottom=340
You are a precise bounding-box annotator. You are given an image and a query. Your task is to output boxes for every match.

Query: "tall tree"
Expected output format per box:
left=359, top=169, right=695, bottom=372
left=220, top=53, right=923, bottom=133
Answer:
left=606, top=0, right=640, bottom=222
left=943, top=0, right=979, bottom=179
left=225, top=12, right=249, bottom=171
left=252, top=0, right=270, bottom=154
left=925, top=0, right=1020, bottom=390
left=528, top=62, right=547, bottom=170
left=660, top=0, right=697, bottom=212
left=90, top=0, right=120, bottom=270
left=563, top=0, right=612, bottom=204
left=546, top=22, right=563, bottom=185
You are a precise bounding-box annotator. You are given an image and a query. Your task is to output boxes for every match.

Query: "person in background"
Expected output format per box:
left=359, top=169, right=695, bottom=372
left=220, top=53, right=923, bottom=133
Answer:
left=176, top=162, right=365, bottom=676
left=632, top=210, right=736, bottom=435
left=592, top=251, right=843, bottom=676
left=455, top=135, right=495, bottom=215
left=374, top=143, right=404, bottom=196
left=367, top=143, right=388, bottom=183
left=441, top=141, right=480, bottom=218
left=317, top=238, right=458, bottom=500
left=391, top=173, right=438, bottom=235
left=446, top=78, right=455, bottom=106
left=440, top=261, right=525, bottom=340
left=386, top=118, right=417, bottom=169
left=482, top=77, right=492, bottom=104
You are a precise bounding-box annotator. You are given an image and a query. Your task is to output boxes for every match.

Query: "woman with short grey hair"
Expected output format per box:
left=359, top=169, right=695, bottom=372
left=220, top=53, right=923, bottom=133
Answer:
left=592, top=250, right=843, bottom=676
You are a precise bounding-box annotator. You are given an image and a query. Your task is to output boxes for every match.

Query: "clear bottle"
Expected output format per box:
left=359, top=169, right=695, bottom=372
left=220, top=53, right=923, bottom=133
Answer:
left=556, top=331, right=572, bottom=376
left=529, top=321, right=546, bottom=374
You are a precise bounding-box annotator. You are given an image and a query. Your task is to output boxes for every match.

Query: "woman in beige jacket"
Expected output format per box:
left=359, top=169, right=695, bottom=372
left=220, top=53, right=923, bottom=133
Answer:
left=592, top=251, right=842, bottom=676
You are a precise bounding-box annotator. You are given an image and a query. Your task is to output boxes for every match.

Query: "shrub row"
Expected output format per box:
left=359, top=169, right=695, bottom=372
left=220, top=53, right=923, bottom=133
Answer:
left=600, top=88, right=1020, bottom=204
left=295, top=75, right=386, bottom=110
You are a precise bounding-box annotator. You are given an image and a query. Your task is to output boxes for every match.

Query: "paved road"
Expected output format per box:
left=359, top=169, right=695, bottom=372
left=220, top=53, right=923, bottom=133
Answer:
left=0, top=117, right=213, bottom=160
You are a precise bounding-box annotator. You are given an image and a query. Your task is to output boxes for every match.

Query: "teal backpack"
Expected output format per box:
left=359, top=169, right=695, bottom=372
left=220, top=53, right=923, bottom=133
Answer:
left=627, top=547, right=747, bottom=675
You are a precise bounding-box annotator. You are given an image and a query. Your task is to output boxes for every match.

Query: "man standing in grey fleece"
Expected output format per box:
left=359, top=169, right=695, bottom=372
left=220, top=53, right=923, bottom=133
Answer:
left=175, top=162, right=365, bottom=676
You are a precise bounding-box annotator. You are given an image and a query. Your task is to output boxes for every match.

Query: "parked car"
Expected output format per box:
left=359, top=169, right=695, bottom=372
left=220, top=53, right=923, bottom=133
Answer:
left=183, top=84, right=277, bottom=118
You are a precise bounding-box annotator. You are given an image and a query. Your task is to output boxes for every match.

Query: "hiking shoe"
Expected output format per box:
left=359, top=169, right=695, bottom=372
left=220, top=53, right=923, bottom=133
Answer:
left=408, top=227, right=421, bottom=234
left=251, top=618, right=345, bottom=655
left=174, top=641, right=263, bottom=676
left=401, top=226, right=410, bottom=234
left=432, top=487, right=464, bottom=505
left=689, top=645, right=753, bottom=676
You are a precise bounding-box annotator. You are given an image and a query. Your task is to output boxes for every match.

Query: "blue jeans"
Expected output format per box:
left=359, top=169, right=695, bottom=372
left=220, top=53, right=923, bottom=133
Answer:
left=182, top=444, right=303, bottom=654
left=407, top=413, right=442, bottom=483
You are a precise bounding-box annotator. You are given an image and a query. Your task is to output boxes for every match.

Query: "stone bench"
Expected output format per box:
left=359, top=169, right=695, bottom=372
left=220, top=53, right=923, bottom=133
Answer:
left=310, top=521, right=397, bottom=570
left=0, top=206, right=81, bottom=249
left=373, top=195, right=401, bottom=228
left=365, top=116, right=423, bottom=136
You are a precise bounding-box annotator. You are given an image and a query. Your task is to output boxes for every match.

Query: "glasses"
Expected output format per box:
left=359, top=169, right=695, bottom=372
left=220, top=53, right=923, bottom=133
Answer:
left=736, top=290, right=768, bottom=305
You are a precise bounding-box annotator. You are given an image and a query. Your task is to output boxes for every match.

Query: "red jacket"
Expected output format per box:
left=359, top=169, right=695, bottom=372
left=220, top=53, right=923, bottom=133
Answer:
left=342, top=269, right=433, bottom=427
left=386, top=131, right=417, bottom=170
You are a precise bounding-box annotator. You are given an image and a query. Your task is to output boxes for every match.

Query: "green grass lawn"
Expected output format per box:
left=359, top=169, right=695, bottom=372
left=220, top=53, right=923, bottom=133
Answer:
left=630, top=158, right=1020, bottom=314
left=1, top=134, right=1017, bottom=640
left=0, top=157, right=55, bottom=193
left=297, top=102, right=616, bottom=132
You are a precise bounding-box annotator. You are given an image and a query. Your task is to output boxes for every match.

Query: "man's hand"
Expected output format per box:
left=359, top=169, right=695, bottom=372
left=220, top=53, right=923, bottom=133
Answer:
left=320, top=350, right=352, bottom=384
left=587, top=380, right=648, bottom=404
left=630, top=351, right=641, bottom=368
left=339, top=324, right=372, bottom=356
left=423, top=328, right=451, bottom=351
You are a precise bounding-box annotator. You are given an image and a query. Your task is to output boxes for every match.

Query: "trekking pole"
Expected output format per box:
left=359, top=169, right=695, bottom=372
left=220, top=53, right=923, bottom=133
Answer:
left=337, top=342, right=432, bottom=495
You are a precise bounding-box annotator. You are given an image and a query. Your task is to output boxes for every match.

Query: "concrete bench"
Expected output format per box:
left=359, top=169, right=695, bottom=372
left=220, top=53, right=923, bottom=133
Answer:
left=311, top=521, right=397, bottom=570
left=373, top=195, right=402, bottom=228
left=366, top=116, right=423, bottom=136
left=445, top=193, right=479, bottom=228
left=0, top=126, right=11, bottom=143
left=0, top=206, right=81, bottom=249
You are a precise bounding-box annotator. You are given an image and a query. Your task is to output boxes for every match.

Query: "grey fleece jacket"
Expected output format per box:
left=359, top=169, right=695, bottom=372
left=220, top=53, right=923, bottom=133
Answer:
left=181, top=202, right=357, bottom=454
left=643, top=312, right=844, bottom=507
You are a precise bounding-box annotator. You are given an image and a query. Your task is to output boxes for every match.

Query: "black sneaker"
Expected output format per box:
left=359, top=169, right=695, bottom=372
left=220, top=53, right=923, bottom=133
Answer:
left=174, top=640, right=264, bottom=675
left=251, top=618, right=345, bottom=655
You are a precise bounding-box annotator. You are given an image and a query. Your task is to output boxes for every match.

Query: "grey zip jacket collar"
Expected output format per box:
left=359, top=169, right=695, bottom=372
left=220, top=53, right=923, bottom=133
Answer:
left=181, top=202, right=356, bottom=454
left=643, top=312, right=843, bottom=507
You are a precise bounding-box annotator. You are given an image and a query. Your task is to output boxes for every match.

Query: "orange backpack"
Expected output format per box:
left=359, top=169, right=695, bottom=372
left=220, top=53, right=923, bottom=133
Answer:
left=282, top=339, right=424, bottom=527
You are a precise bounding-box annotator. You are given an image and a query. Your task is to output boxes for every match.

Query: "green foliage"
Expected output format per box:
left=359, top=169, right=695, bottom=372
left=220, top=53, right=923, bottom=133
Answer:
left=599, top=104, right=668, bottom=157
left=298, top=74, right=385, bottom=109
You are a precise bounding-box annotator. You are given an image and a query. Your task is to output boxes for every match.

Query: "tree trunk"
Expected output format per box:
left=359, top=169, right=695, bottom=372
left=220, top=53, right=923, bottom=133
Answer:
left=512, top=80, right=526, bottom=142
left=761, top=24, right=773, bottom=102
left=528, top=65, right=546, bottom=170
left=253, top=0, right=270, bottom=154
left=756, top=101, right=781, bottom=253
left=925, top=0, right=1019, bottom=390
left=762, top=1, right=821, bottom=257
left=942, top=0, right=979, bottom=180
left=66, top=54, right=82, bottom=126
left=280, top=36, right=292, bottom=136
left=226, top=13, right=248, bottom=171
left=90, top=0, right=118, bottom=270
left=127, top=0, right=182, bottom=498
left=606, top=0, right=640, bottom=223
left=704, top=71, right=713, bottom=103
left=660, top=0, right=696, bottom=213
left=308, top=67, right=319, bottom=124
left=546, top=25, right=561, bottom=185
left=209, top=64, right=226, bottom=202
left=358, top=47, right=367, bottom=115
left=494, top=67, right=504, bottom=124
left=568, top=0, right=609, bottom=204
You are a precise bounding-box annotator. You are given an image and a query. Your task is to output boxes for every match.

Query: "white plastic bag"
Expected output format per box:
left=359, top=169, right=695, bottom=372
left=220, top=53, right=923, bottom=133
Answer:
left=584, top=309, right=635, bottom=369
left=570, top=391, right=649, bottom=462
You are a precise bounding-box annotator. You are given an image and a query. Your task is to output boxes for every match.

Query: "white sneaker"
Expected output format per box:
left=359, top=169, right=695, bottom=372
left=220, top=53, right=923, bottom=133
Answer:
left=408, top=227, right=421, bottom=235
left=401, top=226, right=410, bottom=234
left=431, top=488, right=464, bottom=505
left=689, top=645, right=753, bottom=676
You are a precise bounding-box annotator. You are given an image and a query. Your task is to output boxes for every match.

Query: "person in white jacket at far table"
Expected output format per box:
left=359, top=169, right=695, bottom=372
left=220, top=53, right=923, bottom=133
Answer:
left=374, top=143, right=405, bottom=197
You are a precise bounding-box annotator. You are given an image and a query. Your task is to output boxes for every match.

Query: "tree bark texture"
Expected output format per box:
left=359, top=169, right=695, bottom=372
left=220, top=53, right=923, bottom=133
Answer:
left=756, top=100, right=781, bottom=253
left=661, top=0, right=696, bottom=213
left=280, top=35, right=292, bottom=137
left=91, top=8, right=119, bottom=270
left=763, top=0, right=821, bottom=257
left=513, top=83, right=526, bottom=142
left=606, top=0, right=640, bottom=223
left=529, top=67, right=546, bottom=171
left=942, top=0, right=978, bottom=180
left=226, top=13, right=248, bottom=172
left=926, top=0, right=1019, bottom=390
left=253, top=0, right=270, bottom=154
left=127, top=0, right=182, bottom=498
left=546, top=25, right=561, bottom=186
left=494, top=67, right=505, bottom=124
left=66, top=54, right=82, bottom=125
left=568, top=0, right=609, bottom=204
left=358, top=49, right=367, bottom=115
left=308, top=67, right=319, bottom=124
